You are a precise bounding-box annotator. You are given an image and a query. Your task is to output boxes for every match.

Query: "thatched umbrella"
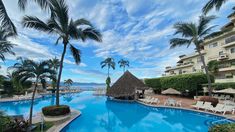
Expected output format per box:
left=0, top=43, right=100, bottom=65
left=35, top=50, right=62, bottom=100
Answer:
left=215, top=88, right=235, bottom=94
left=161, top=88, right=181, bottom=95
left=106, top=71, right=148, bottom=99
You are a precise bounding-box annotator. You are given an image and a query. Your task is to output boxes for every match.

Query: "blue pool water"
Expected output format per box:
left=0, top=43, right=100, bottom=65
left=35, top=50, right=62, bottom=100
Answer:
left=0, top=92, right=234, bottom=132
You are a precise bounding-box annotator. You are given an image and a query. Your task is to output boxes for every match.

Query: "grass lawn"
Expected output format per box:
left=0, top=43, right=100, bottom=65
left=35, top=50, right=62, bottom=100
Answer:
left=33, top=122, right=54, bottom=132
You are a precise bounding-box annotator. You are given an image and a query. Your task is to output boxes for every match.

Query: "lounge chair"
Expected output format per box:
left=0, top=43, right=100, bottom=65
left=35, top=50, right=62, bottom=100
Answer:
left=192, top=101, right=204, bottom=110
left=139, top=96, right=151, bottom=102
left=210, top=104, right=224, bottom=113
left=164, top=98, right=176, bottom=106
left=176, top=100, right=182, bottom=107
left=200, top=102, right=212, bottom=111
left=150, top=98, right=160, bottom=105
left=145, top=98, right=155, bottom=104
left=221, top=105, right=235, bottom=115
left=224, top=95, right=231, bottom=100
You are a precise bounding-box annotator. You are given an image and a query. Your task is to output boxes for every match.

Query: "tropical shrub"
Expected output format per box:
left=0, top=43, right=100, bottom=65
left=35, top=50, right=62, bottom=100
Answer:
left=199, top=96, right=218, bottom=107
left=42, top=105, right=70, bottom=116
left=0, top=111, right=29, bottom=132
left=209, top=123, right=235, bottom=132
left=202, top=82, right=235, bottom=90
left=144, top=73, right=214, bottom=95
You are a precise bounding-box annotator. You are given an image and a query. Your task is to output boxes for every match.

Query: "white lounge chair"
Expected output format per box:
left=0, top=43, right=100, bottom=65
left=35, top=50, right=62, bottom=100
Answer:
left=192, top=101, right=204, bottom=110
left=224, top=95, right=231, bottom=100
left=176, top=100, right=182, bottom=107
left=222, top=105, right=235, bottom=115
left=164, top=98, right=176, bottom=106
left=150, top=98, right=160, bottom=105
left=200, top=102, right=212, bottom=111
left=210, top=104, right=224, bottom=113
left=139, top=96, right=151, bottom=102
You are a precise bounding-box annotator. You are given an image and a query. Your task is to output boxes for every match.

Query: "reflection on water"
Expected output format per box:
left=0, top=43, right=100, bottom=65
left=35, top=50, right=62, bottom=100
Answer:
left=0, top=92, right=234, bottom=132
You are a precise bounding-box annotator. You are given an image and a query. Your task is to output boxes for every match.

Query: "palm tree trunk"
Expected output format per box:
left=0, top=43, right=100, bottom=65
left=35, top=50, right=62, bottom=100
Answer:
left=123, top=66, right=125, bottom=73
left=108, top=66, right=110, bottom=77
left=56, top=43, right=67, bottom=106
left=197, top=48, right=212, bottom=96
left=29, top=77, right=39, bottom=126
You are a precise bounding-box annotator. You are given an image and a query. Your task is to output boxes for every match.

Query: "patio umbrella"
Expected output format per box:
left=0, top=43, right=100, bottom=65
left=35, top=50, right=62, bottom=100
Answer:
left=215, top=88, right=235, bottom=94
left=161, top=88, right=181, bottom=95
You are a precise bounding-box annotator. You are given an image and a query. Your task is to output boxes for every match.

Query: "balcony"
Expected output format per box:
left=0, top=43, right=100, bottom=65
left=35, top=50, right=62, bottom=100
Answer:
left=218, top=53, right=229, bottom=60
left=219, top=65, right=235, bottom=72
left=165, top=62, right=194, bottom=71
left=222, top=41, right=235, bottom=48
left=215, top=77, right=235, bottom=83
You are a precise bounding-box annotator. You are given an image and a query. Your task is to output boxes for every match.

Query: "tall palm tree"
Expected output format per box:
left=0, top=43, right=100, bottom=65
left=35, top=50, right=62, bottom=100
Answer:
left=170, top=15, right=216, bottom=96
left=22, top=0, right=102, bottom=106
left=203, top=0, right=230, bottom=14
left=11, top=59, right=55, bottom=126
left=0, top=28, right=15, bottom=62
left=118, top=59, right=129, bottom=73
left=100, top=57, right=115, bottom=77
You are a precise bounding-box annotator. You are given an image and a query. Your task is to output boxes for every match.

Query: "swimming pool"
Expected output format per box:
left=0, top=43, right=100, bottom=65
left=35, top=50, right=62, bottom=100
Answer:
left=0, top=91, right=234, bottom=132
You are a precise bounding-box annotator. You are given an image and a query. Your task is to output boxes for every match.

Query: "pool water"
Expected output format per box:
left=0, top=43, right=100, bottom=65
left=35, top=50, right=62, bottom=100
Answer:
left=0, top=92, right=234, bottom=132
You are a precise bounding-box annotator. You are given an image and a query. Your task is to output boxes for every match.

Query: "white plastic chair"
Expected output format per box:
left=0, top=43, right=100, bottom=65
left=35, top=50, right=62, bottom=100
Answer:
left=192, top=101, right=204, bottom=110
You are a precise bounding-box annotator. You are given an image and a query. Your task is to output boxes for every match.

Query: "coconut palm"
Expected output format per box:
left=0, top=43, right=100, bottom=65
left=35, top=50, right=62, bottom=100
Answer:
left=22, top=0, right=102, bottom=106
left=118, top=59, right=129, bottom=73
left=203, top=0, right=230, bottom=14
left=0, top=28, right=15, bottom=62
left=64, top=78, right=73, bottom=90
left=101, top=57, right=115, bottom=77
left=208, top=60, right=219, bottom=75
left=170, top=15, right=216, bottom=96
left=11, top=59, right=55, bottom=126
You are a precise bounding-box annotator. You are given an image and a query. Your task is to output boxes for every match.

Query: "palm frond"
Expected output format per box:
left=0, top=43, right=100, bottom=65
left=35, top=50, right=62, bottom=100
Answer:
left=18, top=0, right=50, bottom=11
left=70, top=44, right=81, bottom=64
left=22, top=16, right=52, bottom=33
left=198, top=15, right=216, bottom=35
left=83, top=28, right=102, bottom=42
left=74, top=18, right=93, bottom=27
left=202, top=0, right=227, bottom=14
left=0, top=0, right=17, bottom=35
left=170, top=38, right=191, bottom=49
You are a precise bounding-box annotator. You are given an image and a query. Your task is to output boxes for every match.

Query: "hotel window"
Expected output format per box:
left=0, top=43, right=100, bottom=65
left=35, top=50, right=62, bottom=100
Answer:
left=231, top=47, right=235, bottom=54
left=225, top=35, right=235, bottom=44
left=209, top=42, right=218, bottom=48
left=219, top=51, right=224, bottom=56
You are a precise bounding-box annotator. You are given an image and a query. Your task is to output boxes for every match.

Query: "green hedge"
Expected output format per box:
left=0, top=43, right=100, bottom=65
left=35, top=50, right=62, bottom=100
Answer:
left=202, top=82, right=235, bottom=90
left=209, top=123, right=235, bottom=132
left=42, top=105, right=70, bottom=116
left=144, top=73, right=214, bottom=94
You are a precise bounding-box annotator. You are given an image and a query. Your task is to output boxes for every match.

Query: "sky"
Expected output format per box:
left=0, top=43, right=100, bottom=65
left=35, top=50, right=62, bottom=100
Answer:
left=0, top=0, right=235, bottom=83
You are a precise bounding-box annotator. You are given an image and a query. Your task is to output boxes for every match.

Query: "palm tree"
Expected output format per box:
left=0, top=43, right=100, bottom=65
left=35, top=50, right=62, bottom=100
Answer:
left=64, top=78, right=73, bottom=90
left=22, top=0, right=102, bottom=106
left=0, top=28, right=15, bottom=62
left=118, top=59, right=129, bottom=73
left=11, top=59, right=55, bottom=126
left=48, top=57, right=60, bottom=91
left=203, top=0, right=230, bottom=14
left=100, top=57, right=115, bottom=77
left=170, top=15, right=216, bottom=96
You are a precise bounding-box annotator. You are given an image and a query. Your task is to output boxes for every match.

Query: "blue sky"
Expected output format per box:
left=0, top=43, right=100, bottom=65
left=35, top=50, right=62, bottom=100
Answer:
left=1, top=0, right=235, bottom=83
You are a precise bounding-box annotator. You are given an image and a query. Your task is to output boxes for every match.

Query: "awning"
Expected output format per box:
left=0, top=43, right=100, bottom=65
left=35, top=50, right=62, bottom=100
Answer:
left=161, top=88, right=181, bottom=95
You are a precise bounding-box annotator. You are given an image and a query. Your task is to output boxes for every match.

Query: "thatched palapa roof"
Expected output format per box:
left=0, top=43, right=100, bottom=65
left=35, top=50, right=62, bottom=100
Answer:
left=106, top=71, right=148, bottom=98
